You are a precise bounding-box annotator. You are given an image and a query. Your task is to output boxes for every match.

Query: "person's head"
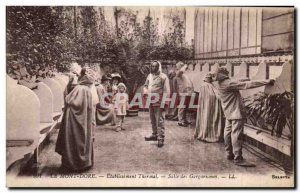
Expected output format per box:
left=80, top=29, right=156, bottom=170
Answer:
left=103, top=80, right=110, bottom=86
left=203, top=73, right=213, bottom=83
left=175, top=61, right=184, bottom=70
left=140, top=65, right=150, bottom=75
left=80, top=67, right=86, bottom=76
left=117, top=83, right=126, bottom=93
left=101, top=75, right=111, bottom=86
left=213, top=67, right=229, bottom=81
left=70, top=62, right=81, bottom=76
left=111, top=73, right=121, bottom=84
left=168, top=70, right=176, bottom=80
left=112, top=78, right=117, bottom=84
left=150, top=61, right=160, bottom=74
left=78, top=67, right=97, bottom=85
left=78, top=67, right=86, bottom=81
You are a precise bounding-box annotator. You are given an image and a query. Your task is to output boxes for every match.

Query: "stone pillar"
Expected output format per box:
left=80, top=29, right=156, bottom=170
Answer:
left=233, top=61, right=248, bottom=80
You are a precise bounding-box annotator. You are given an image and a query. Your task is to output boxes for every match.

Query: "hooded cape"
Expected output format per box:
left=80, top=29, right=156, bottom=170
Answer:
left=194, top=82, right=224, bottom=142
left=55, top=75, right=94, bottom=171
left=95, top=83, right=116, bottom=125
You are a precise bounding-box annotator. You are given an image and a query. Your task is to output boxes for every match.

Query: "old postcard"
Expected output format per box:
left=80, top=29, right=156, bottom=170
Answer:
left=6, top=6, right=295, bottom=188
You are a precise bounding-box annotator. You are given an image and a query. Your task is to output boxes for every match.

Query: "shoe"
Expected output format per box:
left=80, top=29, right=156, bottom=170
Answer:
left=158, top=139, right=164, bottom=148
left=165, top=115, right=173, bottom=120
left=115, top=127, right=121, bottom=132
left=121, top=127, right=126, bottom=130
left=184, top=120, right=192, bottom=125
left=234, top=156, right=244, bottom=162
left=178, top=122, right=188, bottom=127
left=111, top=123, right=116, bottom=126
left=227, top=154, right=234, bottom=160
left=172, top=116, right=179, bottom=121
left=234, top=158, right=256, bottom=167
left=145, top=135, right=157, bottom=141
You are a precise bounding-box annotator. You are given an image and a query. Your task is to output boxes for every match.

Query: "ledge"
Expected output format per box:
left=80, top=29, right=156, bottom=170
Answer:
left=244, top=123, right=292, bottom=156
left=39, top=122, right=53, bottom=134
left=52, top=112, right=62, bottom=121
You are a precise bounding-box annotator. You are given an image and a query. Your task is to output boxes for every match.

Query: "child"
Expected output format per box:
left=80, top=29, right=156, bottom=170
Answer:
left=113, top=83, right=129, bottom=132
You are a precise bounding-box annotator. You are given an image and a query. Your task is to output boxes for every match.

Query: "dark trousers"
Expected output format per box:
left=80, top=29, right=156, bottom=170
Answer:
left=149, top=105, right=165, bottom=140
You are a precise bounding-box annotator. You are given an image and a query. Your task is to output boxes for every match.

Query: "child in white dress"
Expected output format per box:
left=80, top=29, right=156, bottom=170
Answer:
left=113, top=83, right=129, bottom=132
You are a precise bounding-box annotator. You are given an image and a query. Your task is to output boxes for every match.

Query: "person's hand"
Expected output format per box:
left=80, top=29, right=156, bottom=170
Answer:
left=163, top=102, right=169, bottom=110
left=143, top=92, right=148, bottom=97
left=268, top=79, right=275, bottom=86
left=239, top=78, right=250, bottom=82
left=143, top=87, right=149, bottom=97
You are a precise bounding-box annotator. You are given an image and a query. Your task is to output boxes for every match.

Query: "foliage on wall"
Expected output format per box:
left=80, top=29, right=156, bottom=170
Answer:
left=7, top=6, right=193, bottom=74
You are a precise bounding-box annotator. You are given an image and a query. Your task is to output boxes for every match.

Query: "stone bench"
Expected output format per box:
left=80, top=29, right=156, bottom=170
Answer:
left=53, top=77, right=67, bottom=92
left=187, top=62, right=225, bottom=92
left=55, top=73, right=69, bottom=82
left=186, top=62, right=210, bottom=92
left=32, top=82, right=53, bottom=133
left=6, top=75, right=40, bottom=172
left=232, top=61, right=248, bottom=80
left=239, top=60, right=291, bottom=97
left=188, top=63, right=194, bottom=71
left=7, top=76, right=67, bottom=176
left=265, top=60, right=292, bottom=94
left=41, top=78, right=64, bottom=117
left=34, top=78, right=66, bottom=163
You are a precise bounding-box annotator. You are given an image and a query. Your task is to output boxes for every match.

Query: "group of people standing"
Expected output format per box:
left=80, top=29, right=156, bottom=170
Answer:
left=55, top=60, right=275, bottom=172
left=55, top=66, right=129, bottom=172
left=143, top=60, right=274, bottom=167
left=95, top=73, right=128, bottom=132
left=143, top=61, right=195, bottom=147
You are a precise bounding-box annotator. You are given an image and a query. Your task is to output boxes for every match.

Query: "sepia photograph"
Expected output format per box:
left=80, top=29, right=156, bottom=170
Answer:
left=5, top=5, right=295, bottom=188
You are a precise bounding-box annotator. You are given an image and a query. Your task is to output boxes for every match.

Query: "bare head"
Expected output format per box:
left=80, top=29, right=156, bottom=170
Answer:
left=112, top=78, right=119, bottom=85
left=203, top=73, right=213, bottom=83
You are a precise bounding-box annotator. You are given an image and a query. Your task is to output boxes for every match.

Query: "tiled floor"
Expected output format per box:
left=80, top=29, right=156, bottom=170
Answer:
left=20, top=112, right=288, bottom=177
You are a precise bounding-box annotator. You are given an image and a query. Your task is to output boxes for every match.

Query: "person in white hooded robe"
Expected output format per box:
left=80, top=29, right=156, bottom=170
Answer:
left=173, top=61, right=194, bottom=127
left=143, top=61, right=170, bottom=147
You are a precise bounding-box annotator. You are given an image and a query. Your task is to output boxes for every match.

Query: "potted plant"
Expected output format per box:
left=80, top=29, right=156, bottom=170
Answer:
left=243, top=91, right=294, bottom=160
left=126, top=64, right=150, bottom=116
left=243, top=91, right=294, bottom=138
